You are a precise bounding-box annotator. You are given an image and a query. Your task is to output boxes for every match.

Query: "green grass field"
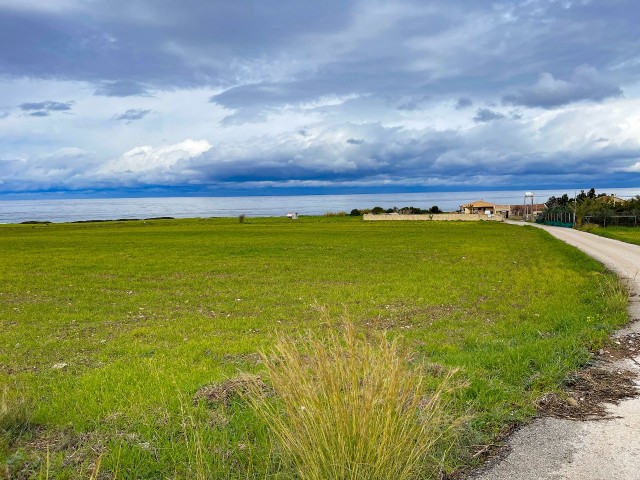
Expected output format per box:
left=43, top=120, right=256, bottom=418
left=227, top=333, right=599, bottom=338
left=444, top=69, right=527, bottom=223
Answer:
left=583, top=225, right=640, bottom=246
left=0, top=217, right=628, bottom=478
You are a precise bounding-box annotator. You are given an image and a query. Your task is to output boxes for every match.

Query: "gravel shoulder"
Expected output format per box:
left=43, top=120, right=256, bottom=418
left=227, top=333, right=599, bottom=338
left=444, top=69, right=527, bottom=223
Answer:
left=468, top=222, right=640, bottom=480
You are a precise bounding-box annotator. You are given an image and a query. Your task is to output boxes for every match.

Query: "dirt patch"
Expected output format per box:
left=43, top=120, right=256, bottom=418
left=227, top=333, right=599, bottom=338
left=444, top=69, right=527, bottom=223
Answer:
left=193, top=373, right=272, bottom=407
left=535, top=334, right=640, bottom=421
left=537, top=367, right=638, bottom=420
left=596, top=332, right=640, bottom=362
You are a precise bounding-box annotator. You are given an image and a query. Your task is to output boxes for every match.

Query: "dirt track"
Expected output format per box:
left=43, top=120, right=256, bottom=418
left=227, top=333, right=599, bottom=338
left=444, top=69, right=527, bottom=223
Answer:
left=469, top=222, right=640, bottom=480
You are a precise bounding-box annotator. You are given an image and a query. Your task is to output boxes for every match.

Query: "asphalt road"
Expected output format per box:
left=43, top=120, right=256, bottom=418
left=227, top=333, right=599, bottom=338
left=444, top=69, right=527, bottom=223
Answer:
left=469, top=222, right=640, bottom=480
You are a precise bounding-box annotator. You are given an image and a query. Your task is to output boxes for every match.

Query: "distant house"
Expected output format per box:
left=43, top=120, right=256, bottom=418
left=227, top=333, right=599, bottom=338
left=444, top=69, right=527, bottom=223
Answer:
left=460, top=200, right=496, bottom=214
left=494, top=204, right=511, bottom=218
left=597, top=195, right=627, bottom=206
left=461, top=201, right=549, bottom=219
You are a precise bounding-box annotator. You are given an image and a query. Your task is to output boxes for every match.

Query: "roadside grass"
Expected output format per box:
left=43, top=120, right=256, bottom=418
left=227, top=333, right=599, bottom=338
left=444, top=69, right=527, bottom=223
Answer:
left=0, top=217, right=629, bottom=478
left=245, top=320, right=462, bottom=480
left=579, top=225, right=640, bottom=246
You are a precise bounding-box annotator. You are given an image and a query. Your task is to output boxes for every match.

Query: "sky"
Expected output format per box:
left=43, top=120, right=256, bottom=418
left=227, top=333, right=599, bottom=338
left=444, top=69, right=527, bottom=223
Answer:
left=1, top=0, right=639, bottom=197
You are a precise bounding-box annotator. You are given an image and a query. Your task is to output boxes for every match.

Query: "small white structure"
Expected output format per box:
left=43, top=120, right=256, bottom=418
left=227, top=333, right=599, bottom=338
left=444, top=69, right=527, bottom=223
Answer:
left=286, top=212, right=298, bottom=220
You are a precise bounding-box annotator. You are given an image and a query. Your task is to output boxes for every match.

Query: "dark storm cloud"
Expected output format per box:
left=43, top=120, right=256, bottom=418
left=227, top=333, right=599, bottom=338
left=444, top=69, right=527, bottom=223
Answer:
left=0, top=0, right=353, bottom=89
left=473, top=108, right=505, bottom=123
left=113, top=109, right=152, bottom=121
left=97, top=120, right=640, bottom=190
left=2, top=1, right=639, bottom=106
left=3, top=0, right=640, bottom=194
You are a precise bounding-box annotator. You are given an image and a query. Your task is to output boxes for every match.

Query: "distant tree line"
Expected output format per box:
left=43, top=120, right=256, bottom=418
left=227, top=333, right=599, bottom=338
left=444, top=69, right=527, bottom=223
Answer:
left=350, top=206, right=443, bottom=216
left=541, top=188, right=640, bottom=227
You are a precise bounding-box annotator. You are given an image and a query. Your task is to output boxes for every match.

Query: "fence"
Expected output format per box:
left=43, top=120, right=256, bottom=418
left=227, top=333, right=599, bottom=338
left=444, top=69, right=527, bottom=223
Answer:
left=535, top=211, right=575, bottom=228
left=536, top=212, right=640, bottom=227
left=582, top=214, right=639, bottom=227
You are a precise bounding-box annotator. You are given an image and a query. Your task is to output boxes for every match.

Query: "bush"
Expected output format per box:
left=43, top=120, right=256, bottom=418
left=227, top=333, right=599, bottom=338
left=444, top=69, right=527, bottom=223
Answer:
left=323, top=211, right=347, bottom=217
left=245, top=321, right=459, bottom=480
left=371, top=207, right=385, bottom=215
left=350, top=209, right=361, bottom=216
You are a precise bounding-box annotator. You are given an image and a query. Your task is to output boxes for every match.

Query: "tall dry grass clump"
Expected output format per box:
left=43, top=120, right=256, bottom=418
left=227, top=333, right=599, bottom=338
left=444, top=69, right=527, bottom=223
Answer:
left=245, top=322, right=458, bottom=480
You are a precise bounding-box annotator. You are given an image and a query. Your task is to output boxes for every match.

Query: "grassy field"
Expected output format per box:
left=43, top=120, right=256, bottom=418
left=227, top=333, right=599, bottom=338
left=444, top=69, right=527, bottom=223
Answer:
left=582, top=225, right=640, bottom=246
left=0, top=217, right=628, bottom=478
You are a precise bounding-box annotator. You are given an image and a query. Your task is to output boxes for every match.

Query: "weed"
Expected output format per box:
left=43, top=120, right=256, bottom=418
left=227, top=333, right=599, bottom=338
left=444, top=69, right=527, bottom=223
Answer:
left=245, top=320, right=461, bottom=480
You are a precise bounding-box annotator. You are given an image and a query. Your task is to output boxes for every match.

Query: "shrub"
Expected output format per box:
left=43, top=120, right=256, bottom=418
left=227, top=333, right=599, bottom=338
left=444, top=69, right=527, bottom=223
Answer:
left=238, top=214, right=246, bottom=223
left=324, top=211, right=347, bottom=217
left=398, top=206, right=425, bottom=214
left=371, top=207, right=385, bottom=214
left=350, top=209, right=362, bottom=216
left=245, top=321, right=459, bottom=480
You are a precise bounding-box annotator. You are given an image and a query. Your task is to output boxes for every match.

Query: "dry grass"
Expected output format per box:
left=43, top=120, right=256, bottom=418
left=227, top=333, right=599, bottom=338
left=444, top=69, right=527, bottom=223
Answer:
left=245, top=321, right=460, bottom=480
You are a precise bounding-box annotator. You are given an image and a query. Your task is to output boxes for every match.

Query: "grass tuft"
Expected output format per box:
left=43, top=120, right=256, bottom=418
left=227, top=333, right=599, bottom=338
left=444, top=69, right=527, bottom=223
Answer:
left=245, top=320, right=460, bottom=480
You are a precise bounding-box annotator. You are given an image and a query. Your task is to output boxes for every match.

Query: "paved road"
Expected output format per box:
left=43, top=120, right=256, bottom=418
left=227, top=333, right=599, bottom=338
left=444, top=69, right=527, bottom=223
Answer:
left=469, top=222, right=640, bottom=480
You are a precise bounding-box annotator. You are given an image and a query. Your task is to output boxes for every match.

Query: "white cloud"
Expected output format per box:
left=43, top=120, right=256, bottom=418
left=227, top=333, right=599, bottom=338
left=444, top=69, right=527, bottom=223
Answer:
left=101, top=139, right=212, bottom=175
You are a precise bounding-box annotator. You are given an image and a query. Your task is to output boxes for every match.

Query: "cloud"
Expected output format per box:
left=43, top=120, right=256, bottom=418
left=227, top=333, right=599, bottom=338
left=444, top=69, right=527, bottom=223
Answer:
left=113, top=109, right=152, bottom=121
left=396, top=95, right=431, bottom=111
left=20, top=100, right=73, bottom=112
left=473, top=108, right=505, bottom=123
left=100, top=139, right=212, bottom=176
left=94, top=80, right=152, bottom=97
left=455, top=97, right=472, bottom=110
left=504, top=66, right=623, bottom=108
left=2, top=1, right=640, bottom=195
left=4, top=99, right=640, bottom=194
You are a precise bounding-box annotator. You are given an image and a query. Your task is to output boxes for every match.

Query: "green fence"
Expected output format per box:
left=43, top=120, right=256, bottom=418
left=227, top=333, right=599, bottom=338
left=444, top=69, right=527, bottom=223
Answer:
left=536, top=212, right=574, bottom=228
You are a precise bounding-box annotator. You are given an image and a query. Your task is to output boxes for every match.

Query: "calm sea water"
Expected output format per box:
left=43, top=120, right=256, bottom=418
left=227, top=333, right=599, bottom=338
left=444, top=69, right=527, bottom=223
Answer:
left=1, top=188, right=639, bottom=224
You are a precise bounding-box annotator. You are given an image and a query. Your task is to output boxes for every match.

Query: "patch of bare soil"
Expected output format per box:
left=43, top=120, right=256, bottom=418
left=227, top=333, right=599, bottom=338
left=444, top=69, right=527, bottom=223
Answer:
left=537, top=367, right=638, bottom=420
left=534, top=333, right=640, bottom=421
left=597, top=332, right=640, bottom=362
left=193, top=373, right=272, bottom=407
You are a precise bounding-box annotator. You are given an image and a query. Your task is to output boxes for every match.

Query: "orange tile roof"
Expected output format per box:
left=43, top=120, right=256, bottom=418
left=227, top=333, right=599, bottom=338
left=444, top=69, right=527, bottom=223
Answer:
left=461, top=200, right=495, bottom=208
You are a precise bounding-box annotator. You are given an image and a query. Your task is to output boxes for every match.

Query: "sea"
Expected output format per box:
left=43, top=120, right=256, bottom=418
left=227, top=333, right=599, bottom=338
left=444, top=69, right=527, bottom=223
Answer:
left=1, top=188, right=639, bottom=224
